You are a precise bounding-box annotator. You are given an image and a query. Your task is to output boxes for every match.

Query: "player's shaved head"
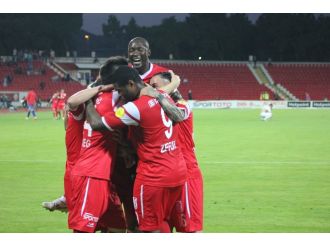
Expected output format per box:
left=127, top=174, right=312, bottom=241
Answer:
left=128, top=37, right=151, bottom=74
left=128, top=37, right=149, bottom=49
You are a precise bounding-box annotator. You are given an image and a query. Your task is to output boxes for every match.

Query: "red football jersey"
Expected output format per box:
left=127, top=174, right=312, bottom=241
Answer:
left=58, top=92, right=67, bottom=105
left=176, top=100, right=201, bottom=178
left=140, top=63, right=168, bottom=84
left=101, top=91, right=187, bottom=187
left=26, top=90, right=37, bottom=104
left=66, top=104, right=85, bottom=164
left=71, top=91, right=121, bottom=180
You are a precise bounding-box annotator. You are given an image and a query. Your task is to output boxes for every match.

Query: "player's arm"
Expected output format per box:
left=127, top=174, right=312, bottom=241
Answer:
left=140, top=87, right=185, bottom=122
left=85, top=99, right=107, bottom=130
left=67, top=84, right=114, bottom=111
left=158, top=70, right=180, bottom=94
left=85, top=100, right=128, bottom=131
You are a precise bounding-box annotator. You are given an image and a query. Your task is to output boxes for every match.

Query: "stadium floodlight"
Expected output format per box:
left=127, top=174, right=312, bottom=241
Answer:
left=198, top=56, right=202, bottom=60
left=84, top=34, right=90, bottom=41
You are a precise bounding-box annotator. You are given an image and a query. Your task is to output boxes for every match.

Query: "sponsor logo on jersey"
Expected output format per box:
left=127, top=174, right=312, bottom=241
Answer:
left=83, top=212, right=99, bottom=227
left=115, top=107, right=125, bottom=118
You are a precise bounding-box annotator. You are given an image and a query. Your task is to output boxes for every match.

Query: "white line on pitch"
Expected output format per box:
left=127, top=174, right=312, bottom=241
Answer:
left=0, top=160, right=64, bottom=163
left=207, top=161, right=330, bottom=164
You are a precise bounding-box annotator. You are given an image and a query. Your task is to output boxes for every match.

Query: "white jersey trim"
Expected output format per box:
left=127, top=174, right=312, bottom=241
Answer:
left=140, top=63, right=154, bottom=80
left=101, top=116, right=114, bottom=131
left=119, top=102, right=140, bottom=126
left=140, top=184, right=144, bottom=219
left=185, top=181, right=191, bottom=219
left=178, top=103, right=191, bottom=120
left=81, top=177, right=90, bottom=216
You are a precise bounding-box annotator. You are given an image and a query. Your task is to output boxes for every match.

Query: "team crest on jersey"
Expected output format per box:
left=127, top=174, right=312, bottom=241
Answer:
left=115, top=107, right=125, bottom=118
left=148, top=99, right=158, bottom=108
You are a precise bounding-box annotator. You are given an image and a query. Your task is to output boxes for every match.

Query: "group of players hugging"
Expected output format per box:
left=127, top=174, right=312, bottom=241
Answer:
left=42, top=37, right=203, bottom=233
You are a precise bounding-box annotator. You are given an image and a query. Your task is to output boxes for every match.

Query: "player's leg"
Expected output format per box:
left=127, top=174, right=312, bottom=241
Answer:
left=68, top=176, right=110, bottom=233
left=133, top=179, right=165, bottom=232
left=96, top=182, right=127, bottom=233
left=42, top=195, right=67, bottom=212
left=183, top=171, right=204, bottom=233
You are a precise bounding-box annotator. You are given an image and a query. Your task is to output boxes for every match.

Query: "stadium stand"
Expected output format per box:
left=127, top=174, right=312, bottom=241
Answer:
left=0, top=60, right=84, bottom=101
left=265, top=63, right=330, bottom=100
left=157, top=61, right=273, bottom=100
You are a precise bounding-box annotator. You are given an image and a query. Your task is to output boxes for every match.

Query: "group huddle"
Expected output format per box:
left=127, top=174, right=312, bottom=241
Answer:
left=42, top=37, right=203, bottom=233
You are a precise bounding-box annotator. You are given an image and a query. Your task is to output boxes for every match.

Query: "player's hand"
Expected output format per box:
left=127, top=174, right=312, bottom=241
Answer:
left=98, top=84, right=114, bottom=92
left=140, top=84, right=159, bottom=98
left=169, top=70, right=181, bottom=86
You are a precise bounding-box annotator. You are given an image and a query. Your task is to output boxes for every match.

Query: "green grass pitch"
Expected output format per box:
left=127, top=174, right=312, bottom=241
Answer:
left=0, top=109, right=329, bottom=232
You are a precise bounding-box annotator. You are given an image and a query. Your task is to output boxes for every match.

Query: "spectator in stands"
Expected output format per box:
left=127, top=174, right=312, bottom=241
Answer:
left=13, top=94, right=19, bottom=102
left=2, top=76, right=8, bottom=87
left=39, top=80, right=46, bottom=90
left=305, top=92, right=311, bottom=101
left=188, top=89, right=193, bottom=100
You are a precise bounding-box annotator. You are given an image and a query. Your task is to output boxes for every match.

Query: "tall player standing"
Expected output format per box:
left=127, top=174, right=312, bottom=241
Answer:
left=128, top=37, right=168, bottom=84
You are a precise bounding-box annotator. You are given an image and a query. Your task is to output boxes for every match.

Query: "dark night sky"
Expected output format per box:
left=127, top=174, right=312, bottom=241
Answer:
left=82, top=13, right=261, bottom=35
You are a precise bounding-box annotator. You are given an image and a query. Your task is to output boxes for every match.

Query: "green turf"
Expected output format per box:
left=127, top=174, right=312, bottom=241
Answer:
left=0, top=109, right=329, bottom=232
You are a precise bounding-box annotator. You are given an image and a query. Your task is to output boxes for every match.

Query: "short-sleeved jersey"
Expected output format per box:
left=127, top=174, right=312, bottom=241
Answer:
left=58, top=92, right=67, bottom=105
left=101, top=92, right=187, bottom=187
left=66, top=104, right=85, bottom=164
left=176, top=100, right=200, bottom=178
left=26, top=90, right=37, bottom=105
left=51, top=97, right=59, bottom=108
left=71, top=91, right=121, bottom=180
left=140, top=63, right=168, bottom=84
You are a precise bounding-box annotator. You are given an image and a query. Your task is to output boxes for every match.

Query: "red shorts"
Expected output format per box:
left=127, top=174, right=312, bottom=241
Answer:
left=68, top=176, right=110, bottom=233
left=57, top=102, right=65, bottom=111
left=52, top=105, right=58, bottom=112
left=133, top=179, right=183, bottom=232
left=64, top=161, right=75, bottom=211
left=96, top=183, right=127, bottom=231
left=170, top=169, right=203, bottom=232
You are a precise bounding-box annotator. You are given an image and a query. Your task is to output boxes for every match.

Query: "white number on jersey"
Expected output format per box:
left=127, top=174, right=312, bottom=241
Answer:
left=84, top=122, right=93, bottom=137
left=160, top=108, right=173, bottom=139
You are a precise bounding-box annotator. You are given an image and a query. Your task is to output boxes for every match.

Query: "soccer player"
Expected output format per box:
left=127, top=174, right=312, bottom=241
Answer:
left=67, top=57, right=129, bottom=233
left=25, top=88, right=38, bottom=120
left=147, top=72, right=204, bottom=232
left=43, top=57, right=133, bottom=232
left=260, top=103, right=273, bottom=121
left=49, top=91, right=60, bottom=120
left=85, top=66, right=187, bottom=232
left=57, top=89, right=67, bottom=120
left=128, top=37, right=168, bottom=83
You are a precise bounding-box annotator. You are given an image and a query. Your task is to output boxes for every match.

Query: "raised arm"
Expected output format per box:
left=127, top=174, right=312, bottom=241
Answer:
left=140, top=86, right=185, bottom=122
left=85, top=99, right=106, bottom=130
left=158, top=70, right=180, bottom=94
left=67, top=84, right=114, bottom=111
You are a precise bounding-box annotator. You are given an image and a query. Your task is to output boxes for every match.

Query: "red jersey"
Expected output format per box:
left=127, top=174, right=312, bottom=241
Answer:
left=26, top=90, right=37, bottom=105
left=58, top=92, right=67, bottom=105
left=66, top=105, right=85, bottom=164
left=140, top=63, right=168, bottom=84
left=176, top=100, right=201, bottom=178
left=71, top=91, right=121, bottom=180
left=102, top=91, right=187, bottom=187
